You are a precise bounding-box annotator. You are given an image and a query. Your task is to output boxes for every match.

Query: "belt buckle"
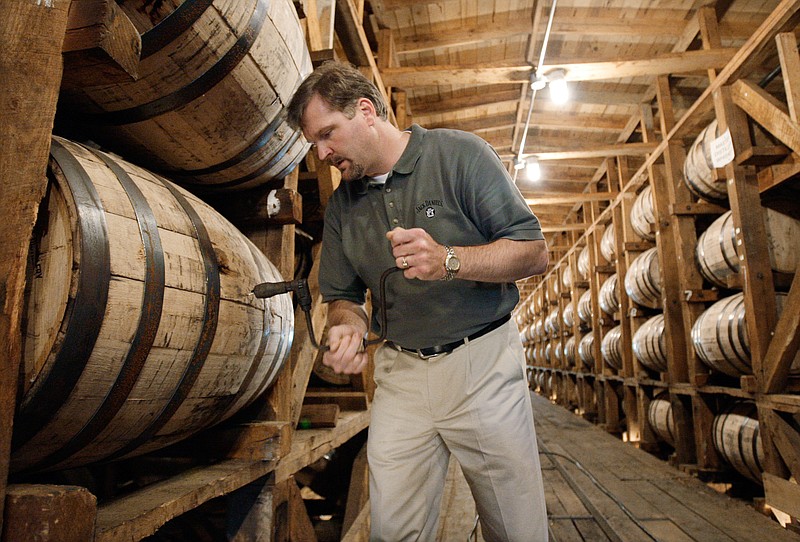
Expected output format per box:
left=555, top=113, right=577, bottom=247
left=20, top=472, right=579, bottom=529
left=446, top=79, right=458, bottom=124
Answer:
left=416, top=349, right=443, bottom=360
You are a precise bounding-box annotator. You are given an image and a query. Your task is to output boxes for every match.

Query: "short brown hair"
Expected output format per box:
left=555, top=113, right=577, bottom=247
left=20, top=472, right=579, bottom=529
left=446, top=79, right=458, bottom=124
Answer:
left=287, top=61, right=388, bottom=130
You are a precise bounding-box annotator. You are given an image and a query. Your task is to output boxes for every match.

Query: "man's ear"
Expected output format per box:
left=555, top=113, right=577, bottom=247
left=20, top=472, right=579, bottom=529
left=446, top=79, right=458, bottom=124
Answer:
left=357, top=97, right=377, bottom=124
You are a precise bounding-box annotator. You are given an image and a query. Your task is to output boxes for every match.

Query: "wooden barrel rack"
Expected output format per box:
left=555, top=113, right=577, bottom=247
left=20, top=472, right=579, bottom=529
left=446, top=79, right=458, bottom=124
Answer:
left=515, top=2, right=800, bottom=529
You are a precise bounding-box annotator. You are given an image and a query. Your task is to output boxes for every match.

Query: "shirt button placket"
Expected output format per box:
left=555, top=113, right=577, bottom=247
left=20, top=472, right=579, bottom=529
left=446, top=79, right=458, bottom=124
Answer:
left=385, top=187, right=401, bottom=227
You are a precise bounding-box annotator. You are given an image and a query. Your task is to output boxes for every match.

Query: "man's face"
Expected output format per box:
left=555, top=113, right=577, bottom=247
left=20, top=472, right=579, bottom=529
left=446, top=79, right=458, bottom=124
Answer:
left=301, top=94, right=373, bottom=181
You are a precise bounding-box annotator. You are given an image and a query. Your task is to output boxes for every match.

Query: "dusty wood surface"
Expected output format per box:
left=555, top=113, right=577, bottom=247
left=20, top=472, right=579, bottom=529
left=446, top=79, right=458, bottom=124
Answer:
left=276, top=409, right=370, bottom=483
left=436, top=392, right=800, bottom=541
left=530, top=392, right=800, bottom=542
left=94, top=459, right=277, bottom=542
left=0, top=0, right=71, bottom=532
left=2, top=484, right=97, bottom=542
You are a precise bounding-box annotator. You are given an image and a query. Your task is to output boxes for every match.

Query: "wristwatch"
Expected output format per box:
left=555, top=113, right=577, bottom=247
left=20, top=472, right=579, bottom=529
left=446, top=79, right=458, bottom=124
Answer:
left=442, top=245, right=461, bottom=281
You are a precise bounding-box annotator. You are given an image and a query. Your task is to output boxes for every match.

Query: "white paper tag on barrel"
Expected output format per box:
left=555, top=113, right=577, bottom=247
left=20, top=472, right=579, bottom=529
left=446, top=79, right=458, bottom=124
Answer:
left=683, top=120, right=728, bottom=203
left=710, top=129, right=735, bottom=168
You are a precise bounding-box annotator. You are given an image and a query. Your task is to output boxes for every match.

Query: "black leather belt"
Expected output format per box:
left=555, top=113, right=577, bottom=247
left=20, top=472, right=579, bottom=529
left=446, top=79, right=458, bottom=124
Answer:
left=388, top=314, right=511, bottom=359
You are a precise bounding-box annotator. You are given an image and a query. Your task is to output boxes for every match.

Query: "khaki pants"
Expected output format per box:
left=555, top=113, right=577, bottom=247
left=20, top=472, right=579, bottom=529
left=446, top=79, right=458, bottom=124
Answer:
left=368, top=319, right=548, bottom=542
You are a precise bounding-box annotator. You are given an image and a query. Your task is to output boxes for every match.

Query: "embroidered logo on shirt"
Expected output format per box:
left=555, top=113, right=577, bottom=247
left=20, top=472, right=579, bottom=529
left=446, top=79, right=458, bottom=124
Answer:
left=415, top=199, right=443, bottom=218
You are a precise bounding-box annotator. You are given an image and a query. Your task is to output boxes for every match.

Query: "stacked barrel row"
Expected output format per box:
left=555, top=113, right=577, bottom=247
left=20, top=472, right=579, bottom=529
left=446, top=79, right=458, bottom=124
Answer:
left=517, top=114, right=800, bottom=487
left=10, top=0, right=315, bottom=474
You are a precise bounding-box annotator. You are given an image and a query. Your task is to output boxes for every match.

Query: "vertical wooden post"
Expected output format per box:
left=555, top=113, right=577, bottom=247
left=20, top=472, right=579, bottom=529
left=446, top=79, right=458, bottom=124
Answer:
left=651, top=76, right=702, bottom=385
left=0, top=0, right=71, bottom=531
left=610, top=157, right=635, bottom=379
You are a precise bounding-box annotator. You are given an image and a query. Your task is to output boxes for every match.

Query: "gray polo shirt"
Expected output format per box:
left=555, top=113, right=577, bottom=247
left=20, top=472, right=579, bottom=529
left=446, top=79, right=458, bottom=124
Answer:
left=319, top=124, right=544, bottom=349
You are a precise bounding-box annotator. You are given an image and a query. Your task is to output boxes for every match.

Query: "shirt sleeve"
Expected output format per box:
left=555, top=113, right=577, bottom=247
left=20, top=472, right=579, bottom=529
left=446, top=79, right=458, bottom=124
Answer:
left=318, top=194, right=368, bottom=305
left=461, top=139, right=545, bottom=242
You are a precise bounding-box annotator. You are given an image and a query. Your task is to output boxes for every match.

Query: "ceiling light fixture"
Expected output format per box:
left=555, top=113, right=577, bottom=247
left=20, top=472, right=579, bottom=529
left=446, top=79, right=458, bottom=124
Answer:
left=513, top=0, right=560, bottom=183
left=526, top=157, right=541, bottom=181
left=547, top=68, right=569, bottom=105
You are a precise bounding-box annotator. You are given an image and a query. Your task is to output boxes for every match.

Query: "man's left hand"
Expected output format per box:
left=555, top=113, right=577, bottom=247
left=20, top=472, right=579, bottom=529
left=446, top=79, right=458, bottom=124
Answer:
left=386, top=227, right=447, bottom=280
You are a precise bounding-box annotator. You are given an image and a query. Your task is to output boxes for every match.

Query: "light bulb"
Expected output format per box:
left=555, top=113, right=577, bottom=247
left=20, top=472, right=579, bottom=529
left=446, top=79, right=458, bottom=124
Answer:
left=548, top=69, right=569, bottom=104
left=526, top=158, right=541, bottom=181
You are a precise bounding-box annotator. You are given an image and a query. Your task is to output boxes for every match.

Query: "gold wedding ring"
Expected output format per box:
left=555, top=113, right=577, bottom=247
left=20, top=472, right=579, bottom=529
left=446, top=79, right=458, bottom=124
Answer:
left=401, top=256, right=409, bottom=268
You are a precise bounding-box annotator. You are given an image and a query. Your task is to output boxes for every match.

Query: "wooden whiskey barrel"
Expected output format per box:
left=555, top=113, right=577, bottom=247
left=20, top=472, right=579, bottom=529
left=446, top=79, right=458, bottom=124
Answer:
left=578, top=246, right=591, bottom=279
left=12, top=137, right=294, bottom=474
left=534, top=317, right=545, bottom=340
left=691, top=292, right=800, bottom=377
left=57, top=0, right=312, bottom=191
left=601, top=325, right=622, bottom=370
left=696, top=209, right=800, bottom=288
left=561, top=266, right=573, bottom=291
left=545, top=307, right=561, bottom=336
left=647, top=395, right=676, bottom=447
left=624, top=248, right=662, bottom=309
left=599, top=274, right=620, bottom=316
left=577, top=290, right=593, bottom=324
left=578, top=333, right=595, bottom=370
left=553, top=340, right=565, bottom=364
left=564, top=335, right=579, bottom=368
left=562, top=302, right=576, bottom=330
left=713, top=402, right=764, bottom=484
left=630, top=184, right=656, bottom=241
left=533, top=343, right=546, bottom=365
left=600, top=226, right=616, bottom=263
left=683, top=119, right=728, bottom=203
left=632, top=314, right=668, bottom=373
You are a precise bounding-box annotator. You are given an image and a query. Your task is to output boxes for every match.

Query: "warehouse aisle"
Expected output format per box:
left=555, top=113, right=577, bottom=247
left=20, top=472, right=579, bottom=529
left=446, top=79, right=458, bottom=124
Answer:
left=437, top=392, right=800, bottom=542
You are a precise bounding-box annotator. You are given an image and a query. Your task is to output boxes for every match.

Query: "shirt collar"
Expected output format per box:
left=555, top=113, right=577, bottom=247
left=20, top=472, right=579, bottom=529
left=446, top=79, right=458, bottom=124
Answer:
left=392, top=124, right=425, bottom=175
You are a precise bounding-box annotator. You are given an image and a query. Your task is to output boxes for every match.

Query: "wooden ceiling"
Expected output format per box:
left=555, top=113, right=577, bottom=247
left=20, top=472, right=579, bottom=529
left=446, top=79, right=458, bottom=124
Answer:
left=334, top=0, right=787, bottom=236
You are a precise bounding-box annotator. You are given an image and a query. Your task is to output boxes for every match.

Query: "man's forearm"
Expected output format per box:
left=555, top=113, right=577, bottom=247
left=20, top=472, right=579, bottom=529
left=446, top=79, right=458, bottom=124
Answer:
left=456, top=238, right=548, bottom=283
left=327, top=299, right=369, bottom=332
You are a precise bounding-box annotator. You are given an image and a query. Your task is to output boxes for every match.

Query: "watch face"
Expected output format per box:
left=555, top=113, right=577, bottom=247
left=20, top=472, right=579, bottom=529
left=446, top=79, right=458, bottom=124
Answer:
left=446, top=254, right=460, bottom=272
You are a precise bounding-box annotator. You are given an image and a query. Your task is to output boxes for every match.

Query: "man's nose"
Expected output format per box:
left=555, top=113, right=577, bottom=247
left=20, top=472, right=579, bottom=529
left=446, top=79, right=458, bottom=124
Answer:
left=316, top=142, right=332, bottom=161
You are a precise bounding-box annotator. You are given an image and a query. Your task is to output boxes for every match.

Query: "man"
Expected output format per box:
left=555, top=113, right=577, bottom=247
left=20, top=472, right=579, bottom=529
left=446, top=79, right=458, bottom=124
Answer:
left=287, top=61, right=548, bottom=541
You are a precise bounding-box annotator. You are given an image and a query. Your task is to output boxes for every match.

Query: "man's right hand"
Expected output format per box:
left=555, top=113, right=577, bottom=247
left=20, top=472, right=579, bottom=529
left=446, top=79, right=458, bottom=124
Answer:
left=323, top=324, right=369, bottom=374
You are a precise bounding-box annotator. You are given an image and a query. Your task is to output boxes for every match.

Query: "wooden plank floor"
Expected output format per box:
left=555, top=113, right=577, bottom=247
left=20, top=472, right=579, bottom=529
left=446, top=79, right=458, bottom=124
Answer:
left=437, top=392, right=800, bottom=542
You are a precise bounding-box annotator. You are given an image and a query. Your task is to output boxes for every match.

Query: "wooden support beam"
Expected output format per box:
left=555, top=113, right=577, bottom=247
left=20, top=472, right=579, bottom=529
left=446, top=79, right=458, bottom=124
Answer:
left=304, top=391, right=369, bottom=411
left=764, top=473, right=800, bottom=520
left=532, top=142, right=658, bottom=161
left=2, top=485, right=96, bottom=542
left=0, top=0, right=71, bottom=532
left=381, top=49, right=736, bottom=87
left=776, top=32, right=800, bottom=121
left=299, top=403, right=340, bottom=429
left=95, top=460, right=277, bottom=542
left=341, top=443, right=369, bottom=536
left=61, top=0, right=140, bottom=87
left=732, top=79, right=800, bottom=154
left=524, top=192, right=619, bottom=205
left=276, top=410, right=370, bottom=482
left=761, top=409, right=800, bottom=481
left=763, top=273, right=800, bottom=393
